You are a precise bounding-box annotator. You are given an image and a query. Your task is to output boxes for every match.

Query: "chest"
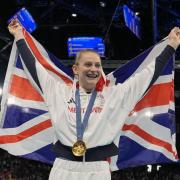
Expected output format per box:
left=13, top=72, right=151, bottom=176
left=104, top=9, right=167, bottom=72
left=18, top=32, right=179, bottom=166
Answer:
left=67, top=93, right=105, bottom=116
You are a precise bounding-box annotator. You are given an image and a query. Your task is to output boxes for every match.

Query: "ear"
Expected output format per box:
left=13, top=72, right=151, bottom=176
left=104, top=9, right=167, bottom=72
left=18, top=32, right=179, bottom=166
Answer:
left=72, top=64, right=79, bottom=75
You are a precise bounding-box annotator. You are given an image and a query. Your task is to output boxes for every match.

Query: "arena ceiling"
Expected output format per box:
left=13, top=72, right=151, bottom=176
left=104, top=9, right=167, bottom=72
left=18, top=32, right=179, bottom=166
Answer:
left=0, top=0, right=179, bottom=78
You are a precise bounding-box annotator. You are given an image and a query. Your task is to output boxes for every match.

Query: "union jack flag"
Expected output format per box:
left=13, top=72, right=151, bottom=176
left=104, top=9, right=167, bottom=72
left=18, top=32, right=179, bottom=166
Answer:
left=0, top=30, right=178, bottom=170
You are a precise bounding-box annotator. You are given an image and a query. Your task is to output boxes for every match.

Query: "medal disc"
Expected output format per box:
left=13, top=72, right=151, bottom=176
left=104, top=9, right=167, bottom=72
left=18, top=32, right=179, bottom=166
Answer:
left=72, top=140, right=86, bottom=156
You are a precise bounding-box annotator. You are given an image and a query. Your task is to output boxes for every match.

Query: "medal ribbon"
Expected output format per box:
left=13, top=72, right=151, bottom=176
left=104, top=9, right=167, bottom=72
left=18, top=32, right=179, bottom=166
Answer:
left=75, top=88, right=97, bottom=141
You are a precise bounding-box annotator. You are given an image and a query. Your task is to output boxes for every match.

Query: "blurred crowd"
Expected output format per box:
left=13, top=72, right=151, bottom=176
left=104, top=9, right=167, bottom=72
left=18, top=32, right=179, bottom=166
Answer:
left=0, top=149, right=51, bottom=180
left=111, top=165, right=180, bottom=180
left=0, top=149, right=180, bottom=180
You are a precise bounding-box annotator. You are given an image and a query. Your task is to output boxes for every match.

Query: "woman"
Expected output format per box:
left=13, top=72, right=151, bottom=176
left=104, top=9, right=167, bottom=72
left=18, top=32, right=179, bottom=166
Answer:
left=8, top=20, right=180, bottom=180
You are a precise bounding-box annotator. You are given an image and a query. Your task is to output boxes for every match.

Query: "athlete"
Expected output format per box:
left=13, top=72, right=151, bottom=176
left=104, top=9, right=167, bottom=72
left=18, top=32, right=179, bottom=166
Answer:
left=8, top=20, right=180, bottom=180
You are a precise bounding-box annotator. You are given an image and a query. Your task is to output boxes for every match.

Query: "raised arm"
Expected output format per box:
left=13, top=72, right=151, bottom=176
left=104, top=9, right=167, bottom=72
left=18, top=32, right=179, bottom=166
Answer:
left=103, top=28, right=180, bottom=136
left=143, top=27, right=180, bottom=89
left=107, top=27, right=180, bottom=113
left=8, top=20, right=45, bottom=92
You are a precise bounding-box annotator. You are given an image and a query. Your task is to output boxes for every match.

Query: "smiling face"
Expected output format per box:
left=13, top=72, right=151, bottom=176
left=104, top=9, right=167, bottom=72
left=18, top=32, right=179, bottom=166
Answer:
left=72, top=50, right=102, bottom=92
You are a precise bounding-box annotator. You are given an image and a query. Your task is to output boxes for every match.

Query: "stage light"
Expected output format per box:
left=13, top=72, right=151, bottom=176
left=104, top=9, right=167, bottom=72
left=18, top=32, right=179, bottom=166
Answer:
left=72, top=13, right=77, bottom=17
left=157, top=165, right=161, bottom=171
left=99, top=1, right=106, bottom=7
left=147, top=165, right=152, bottom=172
left=52, top=25, right=60, bottom=30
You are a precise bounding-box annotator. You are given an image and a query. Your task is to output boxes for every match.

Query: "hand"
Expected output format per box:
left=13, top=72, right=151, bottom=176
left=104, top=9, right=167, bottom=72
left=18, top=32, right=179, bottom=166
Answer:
left=8, top=19, right=24, bottom=40
left=168, top=27, right=180, bottom=50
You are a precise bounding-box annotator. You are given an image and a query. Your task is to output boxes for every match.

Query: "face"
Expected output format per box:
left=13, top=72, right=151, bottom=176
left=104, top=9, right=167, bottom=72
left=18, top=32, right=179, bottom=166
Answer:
left=73, top=52, right=102, bottom=92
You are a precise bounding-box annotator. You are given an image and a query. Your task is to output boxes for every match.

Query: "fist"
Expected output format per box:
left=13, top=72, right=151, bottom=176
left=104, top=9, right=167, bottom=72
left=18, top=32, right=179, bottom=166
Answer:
left=168, top=27, right=180, bottom=50
left=8, top=19, right=24, bottom=40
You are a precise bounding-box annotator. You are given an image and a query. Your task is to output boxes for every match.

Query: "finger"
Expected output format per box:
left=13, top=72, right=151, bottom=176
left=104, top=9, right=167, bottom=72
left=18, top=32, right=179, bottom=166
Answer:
left=8, top=25, right=17, bottom=30
left=8, top=23, right=21, bottom=30
left=175, top=29, right=180, bottom=36
left=174, top=27, right=179, bottom=30
left=177, top=27, right=180, bottom=34
left=174, top=27, right=180, bottom=33
left=7, top=24, right=13, bottom=31
left=170, top=27, right=180, bottom=37
left=9, top=19, right=20, bottom=28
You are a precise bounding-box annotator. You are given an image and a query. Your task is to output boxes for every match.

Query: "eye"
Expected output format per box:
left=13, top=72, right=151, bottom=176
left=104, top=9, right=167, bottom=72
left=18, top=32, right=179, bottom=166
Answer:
left=95, top=63, right=101, bottom=68
left=84, top=62, right=92, bottom=67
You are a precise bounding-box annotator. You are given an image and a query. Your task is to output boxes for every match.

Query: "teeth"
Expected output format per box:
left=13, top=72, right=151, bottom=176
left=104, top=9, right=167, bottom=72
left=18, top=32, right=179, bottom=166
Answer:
left=87, top=74, right=98, bottom=78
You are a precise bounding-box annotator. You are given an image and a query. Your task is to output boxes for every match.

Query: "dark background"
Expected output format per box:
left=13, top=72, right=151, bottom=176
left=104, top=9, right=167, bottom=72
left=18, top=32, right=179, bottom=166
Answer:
left=0, top=0, right=180, bottom=76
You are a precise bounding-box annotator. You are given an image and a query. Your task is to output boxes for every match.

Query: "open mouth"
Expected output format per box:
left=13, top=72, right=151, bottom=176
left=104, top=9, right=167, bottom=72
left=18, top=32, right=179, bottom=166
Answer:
left=86, top=73, right=99, bottom=78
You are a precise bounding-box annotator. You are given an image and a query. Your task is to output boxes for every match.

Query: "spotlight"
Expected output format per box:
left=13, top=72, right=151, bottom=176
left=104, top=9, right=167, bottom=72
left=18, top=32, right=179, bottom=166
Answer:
left=147, top=165, right=152, bottom=172
left=99, top=1, right=106, bottom=7
left=72, top=13, right=77, bottom=17
left=52, top=25, right=59, bottom=30
left=135, top=12, right=140, bottom=16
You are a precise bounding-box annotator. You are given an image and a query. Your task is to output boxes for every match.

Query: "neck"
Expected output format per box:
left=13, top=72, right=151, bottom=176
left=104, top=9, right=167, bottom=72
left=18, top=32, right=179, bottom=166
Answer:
left=80, top=84, right=95, bottom=93
left=77, top=79, right=97, bottom=93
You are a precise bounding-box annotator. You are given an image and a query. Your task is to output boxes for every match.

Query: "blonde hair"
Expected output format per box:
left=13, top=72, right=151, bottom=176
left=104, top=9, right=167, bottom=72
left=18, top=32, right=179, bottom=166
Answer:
left=75, top=49, right=100, bottom=64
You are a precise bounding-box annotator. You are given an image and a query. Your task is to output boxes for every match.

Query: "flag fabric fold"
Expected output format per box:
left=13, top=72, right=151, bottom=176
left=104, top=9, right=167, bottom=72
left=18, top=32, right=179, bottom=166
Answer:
left=0, top=31, right=178, bottom=169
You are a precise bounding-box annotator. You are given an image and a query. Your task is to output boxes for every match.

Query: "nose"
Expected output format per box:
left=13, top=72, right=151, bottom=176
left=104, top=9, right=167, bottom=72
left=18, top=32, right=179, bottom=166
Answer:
left=90, top=64, right=98, bottom=71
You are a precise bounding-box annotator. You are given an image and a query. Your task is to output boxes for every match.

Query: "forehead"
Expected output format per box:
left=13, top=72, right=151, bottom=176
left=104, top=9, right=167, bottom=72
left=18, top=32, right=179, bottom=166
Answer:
left=79, top=52, right=101, bottom=63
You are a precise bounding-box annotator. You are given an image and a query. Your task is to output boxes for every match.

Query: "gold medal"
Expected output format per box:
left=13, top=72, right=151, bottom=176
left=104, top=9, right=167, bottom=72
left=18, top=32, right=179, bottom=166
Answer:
left=72, top=140, right=86, bottom=156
